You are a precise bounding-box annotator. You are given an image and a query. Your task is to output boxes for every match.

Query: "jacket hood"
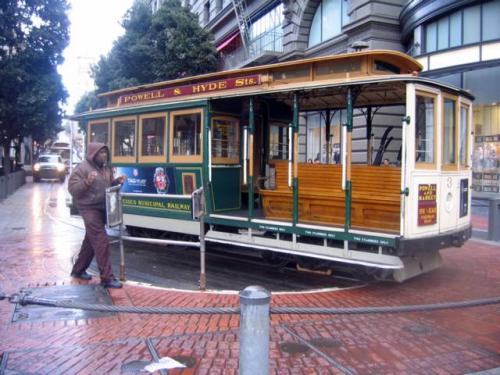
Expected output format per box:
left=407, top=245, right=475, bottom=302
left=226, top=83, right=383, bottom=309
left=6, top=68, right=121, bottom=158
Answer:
left=86, top=142, right=109, bottom=163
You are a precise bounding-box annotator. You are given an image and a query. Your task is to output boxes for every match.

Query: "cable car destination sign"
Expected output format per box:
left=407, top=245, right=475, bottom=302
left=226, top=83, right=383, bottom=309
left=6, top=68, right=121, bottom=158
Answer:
left=118, top=75, right=261, bottom=106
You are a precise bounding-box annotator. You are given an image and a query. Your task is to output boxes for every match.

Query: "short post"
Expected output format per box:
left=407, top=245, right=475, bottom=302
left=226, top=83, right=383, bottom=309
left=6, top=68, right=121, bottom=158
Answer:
left=239, top=285, right=271, bottom=375
left=488, top=198, right=500, bottom=242
left=199, top=214, right=206, bottom=290
left=119, top=223, right=126, bottom=281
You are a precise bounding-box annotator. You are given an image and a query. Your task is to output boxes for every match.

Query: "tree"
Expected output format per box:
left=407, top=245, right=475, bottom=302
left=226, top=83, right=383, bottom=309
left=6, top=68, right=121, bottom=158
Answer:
left=151, top=0, right=218, bottom=80
left=0, top=0, right=69, bottom=175
left=91, top=0, right=217, bottom=96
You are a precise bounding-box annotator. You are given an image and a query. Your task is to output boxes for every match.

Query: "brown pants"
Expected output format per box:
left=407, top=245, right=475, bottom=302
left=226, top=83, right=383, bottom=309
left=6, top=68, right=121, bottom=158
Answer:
left=72, top=209, right=114, bottom=281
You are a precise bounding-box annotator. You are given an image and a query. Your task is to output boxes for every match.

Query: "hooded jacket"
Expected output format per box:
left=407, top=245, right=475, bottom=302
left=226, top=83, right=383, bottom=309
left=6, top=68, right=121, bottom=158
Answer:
left=68, top=143, right=117, bottom=210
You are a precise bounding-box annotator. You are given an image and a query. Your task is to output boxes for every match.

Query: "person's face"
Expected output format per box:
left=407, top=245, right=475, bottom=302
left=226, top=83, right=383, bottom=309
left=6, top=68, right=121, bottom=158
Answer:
left=95, top=149, right=108, bottom=165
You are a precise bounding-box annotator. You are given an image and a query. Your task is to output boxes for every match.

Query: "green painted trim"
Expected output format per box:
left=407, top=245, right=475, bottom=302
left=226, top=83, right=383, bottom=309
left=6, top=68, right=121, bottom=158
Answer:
left=344, top=180, right=352, bottom=231
left=293, top=93, right=299, bottom=130
left=205, top=216, right=396, bottom=247
left=293, top=178, right=298, bottom=224
left=73, top=100, right=208, bottom=121
left=203, top=107, right=214, bottom=214
left=346, top=88, right=353, bottom=131
left=111, top=163, right=202, bottom=167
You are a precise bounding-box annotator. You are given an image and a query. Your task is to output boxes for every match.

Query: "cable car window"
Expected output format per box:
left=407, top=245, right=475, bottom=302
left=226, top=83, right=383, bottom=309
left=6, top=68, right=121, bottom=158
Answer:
left=89, top=121, right=109, bottom=145
left=374, top=60, right=400, bottom=74
left=443, top=98, right=456, bottom=166
left=113, top=118, right=136, bottom=157
left=211, top=117, right=239, bottom=164
left=460, top=105, right=469, bottom=167
left=315, top=59, right=362, bottom=77
left=170, top=109, right=203, bottom=163
left=141, top=116, right=165, bottom=156
left=272, top=66, right=310, bottom=82
left=415, top=95, right=435, bottom=165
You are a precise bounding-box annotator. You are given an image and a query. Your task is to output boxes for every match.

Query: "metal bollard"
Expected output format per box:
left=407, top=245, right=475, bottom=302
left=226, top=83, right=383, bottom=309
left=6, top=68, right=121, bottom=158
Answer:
left=488, top=198, right=500, bottom=242
left=239, top=286, right=271, bottom=375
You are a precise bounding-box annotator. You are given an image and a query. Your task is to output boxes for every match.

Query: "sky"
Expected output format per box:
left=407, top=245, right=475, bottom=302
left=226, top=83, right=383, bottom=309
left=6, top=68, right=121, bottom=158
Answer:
left=59, top=0, right=135, bottom=115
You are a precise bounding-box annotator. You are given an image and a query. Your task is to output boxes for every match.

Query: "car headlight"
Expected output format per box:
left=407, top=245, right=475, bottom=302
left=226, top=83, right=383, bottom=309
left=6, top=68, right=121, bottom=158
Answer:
left=57, top=164, right=65, bottom=172
left=33, top=163, right=40, bottom=172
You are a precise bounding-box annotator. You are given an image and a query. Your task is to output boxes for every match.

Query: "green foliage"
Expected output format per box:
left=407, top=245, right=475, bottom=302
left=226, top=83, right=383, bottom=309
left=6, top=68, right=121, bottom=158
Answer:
left=91, top=0, right=217, bottom=95
left=0, top=0, right=69, bottom=173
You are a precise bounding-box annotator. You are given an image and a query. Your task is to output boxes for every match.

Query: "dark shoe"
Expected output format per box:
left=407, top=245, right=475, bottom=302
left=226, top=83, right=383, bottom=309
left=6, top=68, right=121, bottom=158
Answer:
left=71, top=271, right=92, bottom=281
left=101, top=278, right=122, bottom=289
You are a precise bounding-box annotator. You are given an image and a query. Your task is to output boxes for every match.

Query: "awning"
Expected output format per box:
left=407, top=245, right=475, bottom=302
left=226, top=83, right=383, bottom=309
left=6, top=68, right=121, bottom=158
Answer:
left=216, top=32, right=240, bottom=52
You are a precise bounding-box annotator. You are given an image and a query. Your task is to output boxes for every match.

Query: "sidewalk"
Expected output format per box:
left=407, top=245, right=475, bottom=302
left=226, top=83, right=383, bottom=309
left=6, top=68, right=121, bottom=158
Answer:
left=0, top=181, right=499, bottom=374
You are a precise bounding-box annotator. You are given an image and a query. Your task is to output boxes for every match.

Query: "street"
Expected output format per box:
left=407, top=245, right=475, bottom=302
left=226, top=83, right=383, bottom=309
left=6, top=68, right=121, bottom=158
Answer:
left=0, top=178, right=499, bottom=374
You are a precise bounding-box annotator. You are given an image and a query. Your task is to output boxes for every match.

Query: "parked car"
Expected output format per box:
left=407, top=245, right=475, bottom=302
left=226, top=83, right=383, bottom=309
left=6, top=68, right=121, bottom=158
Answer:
left=33, top=154, right=66, bottom=183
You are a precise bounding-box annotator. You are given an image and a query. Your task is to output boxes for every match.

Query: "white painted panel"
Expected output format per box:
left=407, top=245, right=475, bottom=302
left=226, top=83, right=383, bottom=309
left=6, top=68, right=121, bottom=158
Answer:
left=429, top=47, right=480, bottom=70
left=438, top=174, right=460, bottom=233
left=482, top=42, right=500, bottom=61
left=417, top=57, right=428, bottom=72
left=123, top=214, right=200, bottom=235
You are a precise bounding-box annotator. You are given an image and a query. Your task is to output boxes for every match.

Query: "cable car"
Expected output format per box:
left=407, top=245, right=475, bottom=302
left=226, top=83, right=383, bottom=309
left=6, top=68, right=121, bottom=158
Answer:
left=72, top=50, right=473, bottom=281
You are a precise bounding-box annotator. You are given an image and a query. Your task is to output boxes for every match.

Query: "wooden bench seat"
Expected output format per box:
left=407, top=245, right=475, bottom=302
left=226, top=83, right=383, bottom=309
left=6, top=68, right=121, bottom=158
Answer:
left=260, top=162, right=401, bottom=233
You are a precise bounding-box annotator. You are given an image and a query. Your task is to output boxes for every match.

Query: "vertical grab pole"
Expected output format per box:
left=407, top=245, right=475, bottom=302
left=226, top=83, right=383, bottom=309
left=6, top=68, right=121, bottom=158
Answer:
left=292, top=93, right=299, bottom=226
left=208, top=127, right=212, bottom=182
left=118, top=192, right=126, bottom=281
left=344, top=88, right=353, bottom=232
left=288, top=125, right=292, bottom=187
left=248, top=98, right=254, bottom=219
left=199, top=214, right=206, bottom=290
left=243, top=127, right=248, bottom=185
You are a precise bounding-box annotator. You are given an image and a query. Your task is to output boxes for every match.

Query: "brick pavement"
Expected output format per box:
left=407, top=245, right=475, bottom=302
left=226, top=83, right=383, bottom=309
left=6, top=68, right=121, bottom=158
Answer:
left=0, top=182, right=499, bottom=374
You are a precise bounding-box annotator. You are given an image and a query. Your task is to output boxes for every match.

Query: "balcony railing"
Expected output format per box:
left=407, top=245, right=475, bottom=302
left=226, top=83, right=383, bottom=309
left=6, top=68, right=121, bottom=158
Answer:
left=219, top=31, right=283, bottom=71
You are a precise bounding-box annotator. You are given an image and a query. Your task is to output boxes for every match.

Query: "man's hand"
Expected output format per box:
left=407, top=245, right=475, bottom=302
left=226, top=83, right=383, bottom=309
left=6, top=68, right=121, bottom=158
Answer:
left=86, top=171, right=97, bottom=185
left=117, top=175, right=127, bottom=184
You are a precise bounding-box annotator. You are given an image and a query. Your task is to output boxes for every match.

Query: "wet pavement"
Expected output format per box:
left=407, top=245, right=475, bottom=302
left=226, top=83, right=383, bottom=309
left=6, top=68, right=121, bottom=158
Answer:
left=0, top=178, right=499, bottom=374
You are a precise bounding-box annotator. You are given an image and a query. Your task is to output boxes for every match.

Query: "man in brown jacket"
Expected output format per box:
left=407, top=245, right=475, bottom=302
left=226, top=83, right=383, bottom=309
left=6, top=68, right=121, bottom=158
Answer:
left=68, top=143, right=126, bottom=288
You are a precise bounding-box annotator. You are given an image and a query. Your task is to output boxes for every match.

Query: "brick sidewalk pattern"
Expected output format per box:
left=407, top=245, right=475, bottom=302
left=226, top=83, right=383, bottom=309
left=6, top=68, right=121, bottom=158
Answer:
left=0, top=183, right=499, bottom=374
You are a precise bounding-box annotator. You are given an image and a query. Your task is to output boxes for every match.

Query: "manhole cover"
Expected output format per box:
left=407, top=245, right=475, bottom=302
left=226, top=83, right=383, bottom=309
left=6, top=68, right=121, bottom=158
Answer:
left=11, top=285, right=115, bottom=323
left=279, top=342, right=310, bottom=354
left=403, top=324, right=433, bottom=335
left=309, top=338, right=342, bottom=348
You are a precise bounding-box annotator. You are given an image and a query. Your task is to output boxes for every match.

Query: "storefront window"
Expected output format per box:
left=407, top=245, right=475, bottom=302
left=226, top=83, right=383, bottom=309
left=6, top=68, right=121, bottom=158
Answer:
left=113, top=118, right=135, bottom=157
left=269, top=123, right=289, bottom=161
left=141, top=115, right=165, bottom=157
left=415, top=95, right=435, bottom=164
left=483, top=0, right=500, bottom=41
left=308, top=0, right=349, bottom=48
left=89, top=121, right=109, bottom=145
left=211, top=117, right=239, bottom=163
left=249, top=4, right=283, bottom=54
left=443, top=99, right=456, bottom=166
left=424, top=1, right=500, bottom=53
left=463, top=5, right=480, bottom=44
left=305, top=111, right=343, bottom=164
left=170, top=110, right=202, bottom=163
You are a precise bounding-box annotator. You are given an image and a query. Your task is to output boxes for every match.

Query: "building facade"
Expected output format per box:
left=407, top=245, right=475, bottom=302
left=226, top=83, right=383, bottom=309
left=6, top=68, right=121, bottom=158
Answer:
left=401, top=0, right=500, bottom=193
left=185, top=0, right=499, bottom=188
